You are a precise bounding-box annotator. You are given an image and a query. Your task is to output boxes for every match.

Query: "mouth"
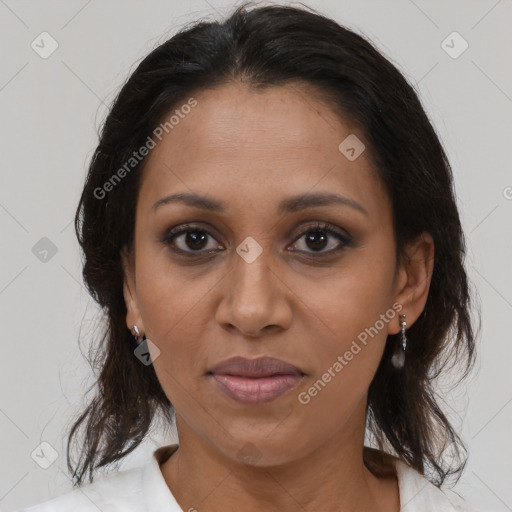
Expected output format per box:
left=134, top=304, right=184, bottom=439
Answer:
left=207, top=356, right=306, bottom=405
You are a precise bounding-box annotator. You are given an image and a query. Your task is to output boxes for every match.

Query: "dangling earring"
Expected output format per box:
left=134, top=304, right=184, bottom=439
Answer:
left=131, top=324, right=144, bottom=347
left=391, top=313, right=407, bottom=369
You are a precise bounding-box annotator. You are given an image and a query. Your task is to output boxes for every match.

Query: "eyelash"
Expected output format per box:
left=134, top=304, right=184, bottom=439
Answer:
left=161, top=222, right=352, bottom=259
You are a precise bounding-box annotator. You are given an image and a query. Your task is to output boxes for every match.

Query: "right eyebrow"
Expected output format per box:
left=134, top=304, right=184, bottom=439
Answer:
left=152, top=193, right=225, bottom=213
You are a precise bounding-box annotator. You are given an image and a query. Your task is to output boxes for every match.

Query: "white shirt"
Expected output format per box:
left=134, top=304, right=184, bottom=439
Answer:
left=14, top=444, right=475, bottom=512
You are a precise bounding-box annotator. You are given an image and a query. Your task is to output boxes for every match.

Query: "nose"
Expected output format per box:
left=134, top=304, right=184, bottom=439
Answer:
left=214, top=244, right=293, bottom=337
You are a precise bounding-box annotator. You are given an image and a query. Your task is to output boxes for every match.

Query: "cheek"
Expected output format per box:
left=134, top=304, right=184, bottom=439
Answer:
left=295, top=303, right=392, bottom=440
left=135, top=240, right=216, bottom=342
left=310, top=239, right=396, bottom=351
left=298, top=236, right=396, bottom=405
left=134, top=258, right=214, bottom=394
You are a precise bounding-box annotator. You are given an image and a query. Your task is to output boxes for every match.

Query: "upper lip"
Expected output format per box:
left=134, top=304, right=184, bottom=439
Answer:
left=208, top=356, right=305, bottom=378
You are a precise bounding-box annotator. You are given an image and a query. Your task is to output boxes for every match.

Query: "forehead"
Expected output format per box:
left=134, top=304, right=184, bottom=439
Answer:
left=138, top=82, right=388, bottom=217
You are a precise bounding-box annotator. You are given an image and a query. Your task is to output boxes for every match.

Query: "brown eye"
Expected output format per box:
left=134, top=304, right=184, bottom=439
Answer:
left=162, top=225, right=223, bottom=254
left=181, top=230, right=209, bottom=251
left=289, top=223, right=352, bottom=255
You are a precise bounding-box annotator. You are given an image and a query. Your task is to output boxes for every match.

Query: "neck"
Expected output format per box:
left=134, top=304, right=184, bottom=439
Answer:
left=160, top=408, right=399, bottom=512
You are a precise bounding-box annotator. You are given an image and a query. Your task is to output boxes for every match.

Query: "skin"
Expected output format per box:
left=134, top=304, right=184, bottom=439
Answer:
left=121, top=81, right=434, bottom=512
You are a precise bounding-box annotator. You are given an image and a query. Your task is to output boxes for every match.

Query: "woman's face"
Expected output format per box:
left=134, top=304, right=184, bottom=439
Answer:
left=122, top=82, right=424, bottom=465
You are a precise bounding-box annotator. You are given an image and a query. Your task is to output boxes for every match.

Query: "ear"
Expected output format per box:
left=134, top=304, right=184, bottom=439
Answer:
left=388, top=232, right=434, bottom=335
left=121, top=246, right=145, bottom=336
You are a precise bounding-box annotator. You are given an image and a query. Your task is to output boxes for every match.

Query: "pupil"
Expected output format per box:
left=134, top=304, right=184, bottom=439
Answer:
left=186, top=231, right=207, bottom=250
left=306, top=230, right=327, bottom=251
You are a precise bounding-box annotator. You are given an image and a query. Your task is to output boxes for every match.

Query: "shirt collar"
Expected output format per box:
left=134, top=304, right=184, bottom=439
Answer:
left=142, top=444, right=182, bottom=512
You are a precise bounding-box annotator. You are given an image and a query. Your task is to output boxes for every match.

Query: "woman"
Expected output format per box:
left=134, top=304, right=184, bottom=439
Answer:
left=16, top=3, right=478, bottom=511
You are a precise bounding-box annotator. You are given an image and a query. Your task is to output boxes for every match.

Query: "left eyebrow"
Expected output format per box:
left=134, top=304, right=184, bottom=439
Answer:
left=278, top=192, right=369, bottom=216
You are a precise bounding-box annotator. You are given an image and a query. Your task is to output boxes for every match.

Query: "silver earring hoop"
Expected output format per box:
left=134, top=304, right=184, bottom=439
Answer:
left=391, top=313, right=407, bottom=369
left=132, top=325, right=144, bottom=344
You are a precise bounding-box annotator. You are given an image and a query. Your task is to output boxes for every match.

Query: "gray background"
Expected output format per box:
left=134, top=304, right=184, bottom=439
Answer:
left=1, top=0, right=511, bottom=510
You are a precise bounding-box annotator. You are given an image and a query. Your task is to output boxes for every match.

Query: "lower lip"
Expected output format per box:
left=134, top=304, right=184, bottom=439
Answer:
left=210, top=374, right=303, bottom=405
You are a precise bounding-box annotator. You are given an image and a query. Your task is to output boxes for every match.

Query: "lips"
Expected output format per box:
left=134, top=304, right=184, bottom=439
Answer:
left=208, top=356, right=304, bottom=378
left=208, top=356, right=305, bottom=405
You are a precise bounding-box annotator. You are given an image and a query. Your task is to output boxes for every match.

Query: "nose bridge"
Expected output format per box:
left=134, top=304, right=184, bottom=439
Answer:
left=216, top=237, right=290, bottom=335
left=232, top=239, right=274, bottom=308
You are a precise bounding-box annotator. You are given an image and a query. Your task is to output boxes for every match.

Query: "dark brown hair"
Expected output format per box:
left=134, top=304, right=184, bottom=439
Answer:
left=68, top=2, right=477, bottom=487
